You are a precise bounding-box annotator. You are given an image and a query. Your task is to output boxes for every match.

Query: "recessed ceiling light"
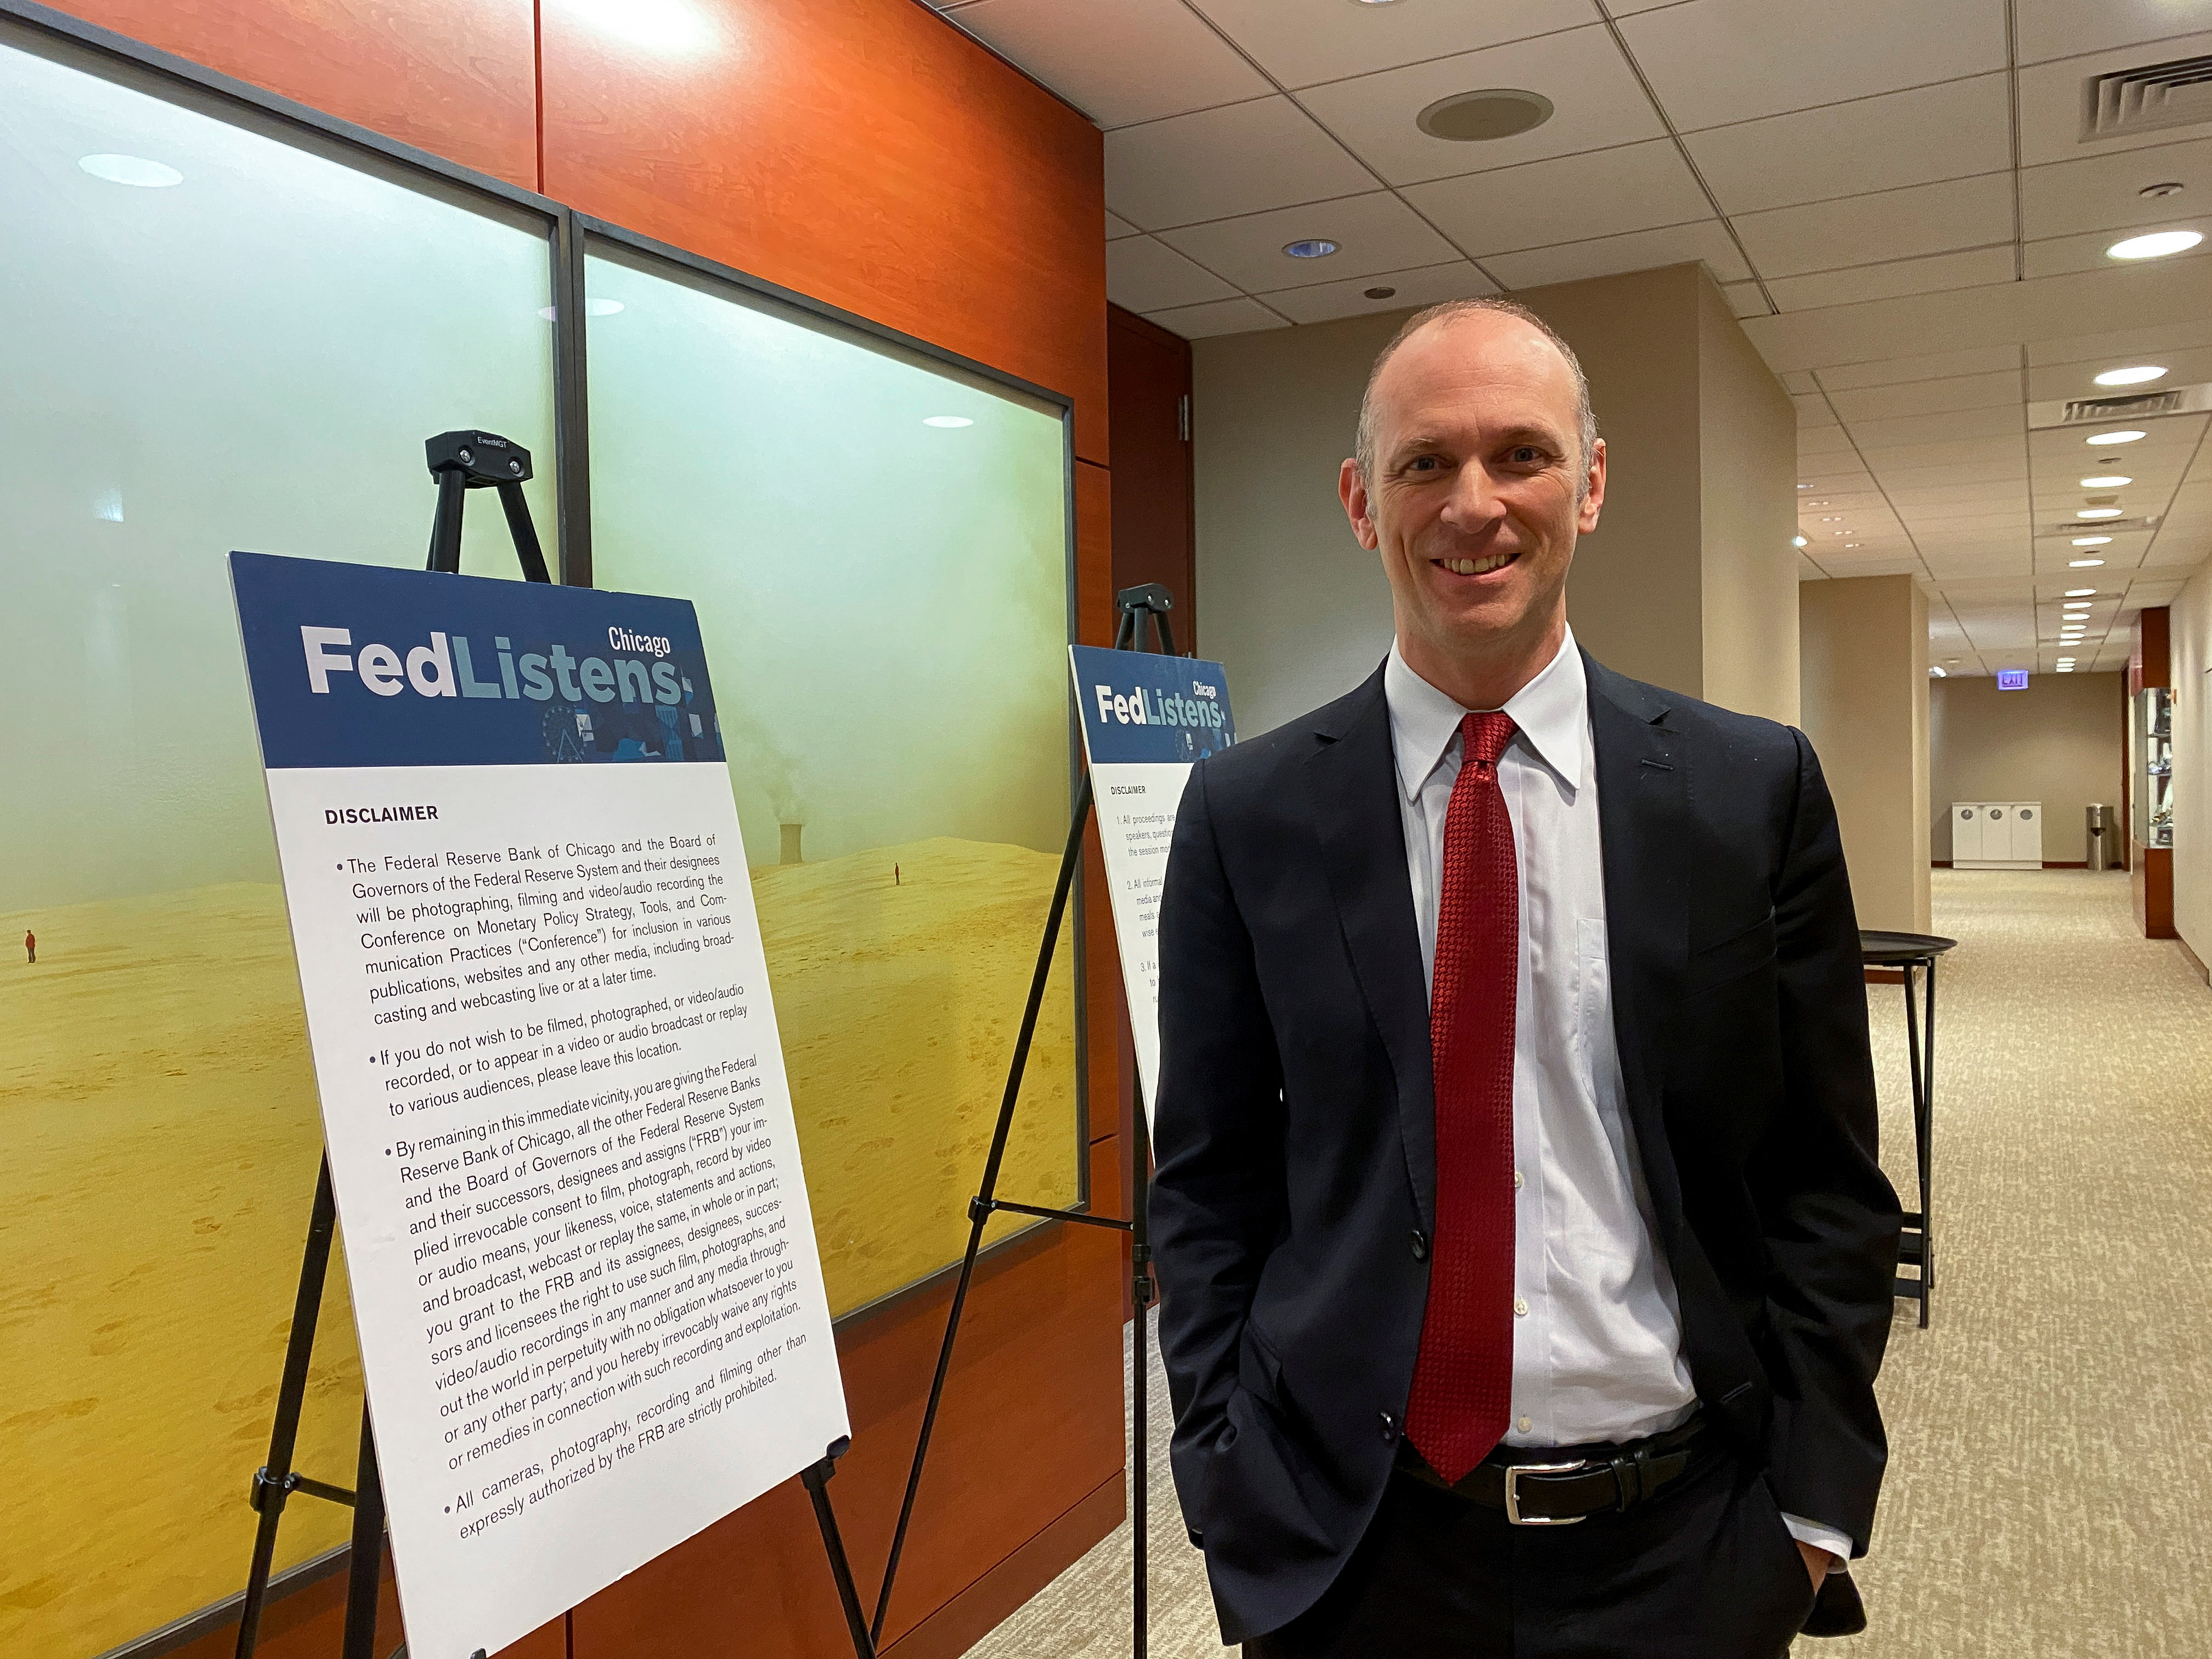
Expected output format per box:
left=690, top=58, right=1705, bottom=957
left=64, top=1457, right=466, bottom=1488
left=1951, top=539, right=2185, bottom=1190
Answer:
left=2081, top=475, right=2132, bottom=488
left=2057, top=664, right=2076, bottom=671
left=79, top=153, right=182, bottom=187
left=2069, top=557, right=2107, bottom=566
left=1797, top=483, right=1813, bottom=489
left=2065, top=588, right=2097, bottom=596
left=1283, top=239, right=1339, bottom=258
left=923, top=415, right=974, bottom=428
left=1810, top=499, right=1830, bottom=505
left=2078, top=507, right=2124, bottom=518
left=1845, top=542, right=1861, bottom=548
left=1929, top=665, right=1947, bottom=678
left=2072, top=536, right=2113, bottom=546
left=2086, top=430, right=2147, bottom=445
left=2108, top=229, right=2203, bottom=261
left=1820, top=515, right=1839, bottom=521
left=1792, top=535, right=1808, bottom=546
left=1946, top=658, right=1961, bottom=664
left=2094, top=365, right=2168, bottom=386
left=1364, top=286, right=1397, bottom=299
left=1417, top=88, right=1555, bottom=142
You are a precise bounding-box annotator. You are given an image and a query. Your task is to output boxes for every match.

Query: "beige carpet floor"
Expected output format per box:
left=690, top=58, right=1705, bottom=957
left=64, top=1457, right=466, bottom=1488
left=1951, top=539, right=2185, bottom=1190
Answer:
left=965, top=870, right=2212, bottom=1657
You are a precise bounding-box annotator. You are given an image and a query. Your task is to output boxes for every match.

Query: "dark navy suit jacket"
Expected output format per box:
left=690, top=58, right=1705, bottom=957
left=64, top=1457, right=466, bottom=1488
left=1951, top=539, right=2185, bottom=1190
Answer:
left=1148, top=653, right=1901, bottom=1645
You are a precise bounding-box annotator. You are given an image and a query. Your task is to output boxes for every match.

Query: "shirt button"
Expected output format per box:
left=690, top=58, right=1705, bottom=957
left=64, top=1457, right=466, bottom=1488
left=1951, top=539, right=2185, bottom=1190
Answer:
left=1514, top=1297, right=1529, bottom=1317
left=1517, top=1415, right=1533, bottom=1434
left=1410, top=1230, right=1429, bottom=1261
left=1513, top=1170, right=1525, bottom=1189
left=1379, top=1412, right=1399, bottom=1443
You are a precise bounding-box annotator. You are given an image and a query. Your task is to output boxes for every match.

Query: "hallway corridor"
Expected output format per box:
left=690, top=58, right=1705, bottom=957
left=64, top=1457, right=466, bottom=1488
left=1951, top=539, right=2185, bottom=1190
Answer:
left=968, top=870, right=2212, bottom=1658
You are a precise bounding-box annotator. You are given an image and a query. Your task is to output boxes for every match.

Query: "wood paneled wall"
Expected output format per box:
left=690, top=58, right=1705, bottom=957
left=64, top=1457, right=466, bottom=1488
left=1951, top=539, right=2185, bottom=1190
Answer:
left=46, top=3, right=1120, bottom=1655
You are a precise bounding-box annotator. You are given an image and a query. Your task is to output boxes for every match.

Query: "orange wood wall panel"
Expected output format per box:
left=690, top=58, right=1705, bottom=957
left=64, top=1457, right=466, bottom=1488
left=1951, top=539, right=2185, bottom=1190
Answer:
left=51, top=0, right=539, bottom=187
left=539, top=0, right=1109, bottom=465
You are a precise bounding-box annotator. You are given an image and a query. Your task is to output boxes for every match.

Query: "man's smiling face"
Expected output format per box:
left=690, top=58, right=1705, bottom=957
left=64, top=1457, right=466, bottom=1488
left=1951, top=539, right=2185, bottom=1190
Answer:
left=1341, top=311, right=1605, bottom=685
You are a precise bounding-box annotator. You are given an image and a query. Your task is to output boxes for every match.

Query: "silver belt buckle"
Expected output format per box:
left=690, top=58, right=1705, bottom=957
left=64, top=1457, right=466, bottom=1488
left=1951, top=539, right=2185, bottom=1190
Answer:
left=1503, top=1459, right=1589, bottom=1526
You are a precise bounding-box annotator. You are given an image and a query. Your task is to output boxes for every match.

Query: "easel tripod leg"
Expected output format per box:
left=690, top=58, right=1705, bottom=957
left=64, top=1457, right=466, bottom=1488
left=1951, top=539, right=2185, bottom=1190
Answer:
left=343, top=1406, right=387, bottom=1659
left=802, top=1451, right=880, bottom=1659
left=236, top=1158, right=340, bottom=1659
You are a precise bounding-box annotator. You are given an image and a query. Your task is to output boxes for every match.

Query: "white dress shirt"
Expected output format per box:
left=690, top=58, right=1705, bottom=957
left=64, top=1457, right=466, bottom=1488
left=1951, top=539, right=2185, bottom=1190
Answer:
left=1386, top=630, right=1849, bottom=1562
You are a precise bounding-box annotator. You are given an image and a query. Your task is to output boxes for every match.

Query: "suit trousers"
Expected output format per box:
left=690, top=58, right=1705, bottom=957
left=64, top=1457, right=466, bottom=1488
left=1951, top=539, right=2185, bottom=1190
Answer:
left=1241, top=1442, right=1819, bottom=1659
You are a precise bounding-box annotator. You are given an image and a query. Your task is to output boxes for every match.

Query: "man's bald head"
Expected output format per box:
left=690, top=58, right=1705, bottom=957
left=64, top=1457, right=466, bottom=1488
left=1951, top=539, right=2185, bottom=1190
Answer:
left=1353, top=298, right=1596, bottom=495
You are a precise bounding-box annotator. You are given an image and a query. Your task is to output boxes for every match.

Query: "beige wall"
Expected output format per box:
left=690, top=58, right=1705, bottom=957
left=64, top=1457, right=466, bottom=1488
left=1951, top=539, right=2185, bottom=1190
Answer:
left=1190, top=262, right=1797, bottom=734
left=1801, top=575, right=1931, bottom=934
left=1929, top=672, right=2125, bottom=863
left=1697, top=276, right=1801, bottom=726
left=2172, top=573, right=2212, bottom=951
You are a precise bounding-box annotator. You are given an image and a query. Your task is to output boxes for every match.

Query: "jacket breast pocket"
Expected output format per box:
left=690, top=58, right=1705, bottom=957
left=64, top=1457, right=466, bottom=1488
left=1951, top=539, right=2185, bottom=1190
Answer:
left=1685, top=909, right=1775, bottom=994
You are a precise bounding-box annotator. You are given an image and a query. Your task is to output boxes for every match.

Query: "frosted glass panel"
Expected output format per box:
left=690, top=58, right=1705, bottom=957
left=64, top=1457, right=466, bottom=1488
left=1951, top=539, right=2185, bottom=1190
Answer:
left=583, top=245, right=1079, bottom=1318
left=0, top=35, right=556, bottom=1657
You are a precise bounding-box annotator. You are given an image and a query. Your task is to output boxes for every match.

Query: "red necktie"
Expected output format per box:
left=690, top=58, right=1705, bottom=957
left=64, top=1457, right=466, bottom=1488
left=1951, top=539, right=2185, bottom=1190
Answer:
left=1406, top=711, right=1520, bottom=1485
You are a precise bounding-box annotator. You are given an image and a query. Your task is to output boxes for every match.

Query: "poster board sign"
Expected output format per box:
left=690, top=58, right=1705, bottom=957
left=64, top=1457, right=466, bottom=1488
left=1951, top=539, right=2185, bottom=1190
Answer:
left=230, top=551, right=847, bottom=1658
left=1068, top=645, right=1236, bottom=1116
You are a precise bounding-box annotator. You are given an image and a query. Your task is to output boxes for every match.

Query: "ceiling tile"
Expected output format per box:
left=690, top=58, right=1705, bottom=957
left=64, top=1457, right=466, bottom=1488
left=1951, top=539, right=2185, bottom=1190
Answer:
left=1614, top=0, right=2007, bottom=131
left=1295, top=25, right=1666, bottom=187
left=1483, top=218, right=1751, bottom=287
left=1106, top=98, right=1379, bottom=229
left=1722, top=280, right=1773, bottom=318
left=1793, top=391, right=1837, bottom=426
left=1828, top=369, right=2023, bottom=421
left=1815, top=344, right=2025, bottom=390
left=1106, top=209, right=1142, bottom=240
left=1799, top=424, right=1859, bottom=456
left=1798, top=553, right=1832, bottom=578
left=1872, top=460, right=2029, bottom=488
left=1156, top=191, right=1462, bottom=291
left=2028, top=318, right=2212, bottom=368
left=1141, top=296, right=1291, bottom=339
left=2022, top=212, right=2212, bottom=278
left=1401, top=139, right=1712, bottom=255
left=1733, top=173, right=2015, bottom=278
left=2017, top=30, right=2212, bottom=168
left=1188, top=0, right=1604, bottom=89
left=2019, top=137, right=2212, bottom=242
left=1765, top=245, right=2019, bottom=310
left=1860, top=438, right=2028, bottom=473
left=946, top=0, right=1271, bottom=128
left=2015, top=0, right=2212, bottom=67
left=1684, top=74, right=2011, bottom=216
left=2028, top=343, right=2212, bottom=401
left=1780, top=369, right=1820, bottom=394
left=1256, top=259, right=1500, bottom=324
left=1107, top=235, right=1240, bottom=311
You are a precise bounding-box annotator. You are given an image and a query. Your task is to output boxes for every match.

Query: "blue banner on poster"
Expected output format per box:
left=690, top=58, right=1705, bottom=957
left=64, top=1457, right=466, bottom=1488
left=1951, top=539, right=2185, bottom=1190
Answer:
left=1070, top=644, right=1237, bottom=765
left=230, top=551, right=724, bottom=770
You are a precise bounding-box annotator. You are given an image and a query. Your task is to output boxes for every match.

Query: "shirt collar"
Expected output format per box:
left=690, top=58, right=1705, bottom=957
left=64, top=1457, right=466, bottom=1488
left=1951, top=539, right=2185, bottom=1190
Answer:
left=1384, top=628, right=1588, bottom=802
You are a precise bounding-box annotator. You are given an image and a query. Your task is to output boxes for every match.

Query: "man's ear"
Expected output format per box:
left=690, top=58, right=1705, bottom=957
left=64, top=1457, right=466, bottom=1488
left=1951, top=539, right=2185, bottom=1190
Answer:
left=1340, top=456, right=1379, bottom=551
left=1576, top=437, right=1607, bottom=534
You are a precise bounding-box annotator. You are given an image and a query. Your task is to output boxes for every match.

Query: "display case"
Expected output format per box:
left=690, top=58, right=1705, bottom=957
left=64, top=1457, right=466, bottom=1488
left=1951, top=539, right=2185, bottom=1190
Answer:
left=2132, top=686, right=2174, bottom=850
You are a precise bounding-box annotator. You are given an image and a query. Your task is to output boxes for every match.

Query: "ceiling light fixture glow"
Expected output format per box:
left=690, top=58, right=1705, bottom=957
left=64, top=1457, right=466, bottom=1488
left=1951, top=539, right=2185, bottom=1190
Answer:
left=2078, top=507, right=2124, bottom=518
left=560, top=0, right=720, bottom=53
left=2094, top=365, right=2168, bottom=387
left=1283, top=239, right=1339, bottom=258
left=1792, top=535, right=1808, bottom=546
left=79, top=153, right=182, bottom=187
left=2065, top=588, right=2097, bottom=596
left=2086, top=430, right=2147, bottom=445
left=2108, top=229, right=2203, bottom=261
left=2080, top=475, right=2132, bottom=488
left=2072, top=536, right=2113, bottom=546
left=922, top=415, right=974, bottom=428
left=2069, top=557, right=2107, bottom=566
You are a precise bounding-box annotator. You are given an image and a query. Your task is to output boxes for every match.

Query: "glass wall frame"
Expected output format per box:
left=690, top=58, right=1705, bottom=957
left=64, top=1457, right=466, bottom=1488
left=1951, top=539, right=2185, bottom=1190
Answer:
left=0, top=2, right=1084, bottom=1652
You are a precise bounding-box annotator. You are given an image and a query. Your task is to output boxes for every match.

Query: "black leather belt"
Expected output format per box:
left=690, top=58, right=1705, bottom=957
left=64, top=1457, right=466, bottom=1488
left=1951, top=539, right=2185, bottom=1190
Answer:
left=1400, top=1415, right=1707, bottom=1525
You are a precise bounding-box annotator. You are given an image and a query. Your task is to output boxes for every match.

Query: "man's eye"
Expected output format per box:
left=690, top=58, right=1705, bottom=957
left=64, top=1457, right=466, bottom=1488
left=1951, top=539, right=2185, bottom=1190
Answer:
left=1508, top=446, right=1544, bottom=464
left=1406, top=455, right=1444, bottom=472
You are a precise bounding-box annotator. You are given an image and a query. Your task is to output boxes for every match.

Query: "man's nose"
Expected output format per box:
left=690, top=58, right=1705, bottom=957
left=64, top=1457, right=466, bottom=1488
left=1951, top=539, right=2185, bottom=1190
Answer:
left=1439, top=463, right=1506, bottom=530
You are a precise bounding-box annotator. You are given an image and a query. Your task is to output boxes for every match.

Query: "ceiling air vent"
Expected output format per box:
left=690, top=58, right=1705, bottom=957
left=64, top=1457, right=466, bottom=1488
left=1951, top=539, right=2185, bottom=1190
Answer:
left=2028, top=382, right=2212, bottom=429
left=2084, top=54, right=2212, bottom=140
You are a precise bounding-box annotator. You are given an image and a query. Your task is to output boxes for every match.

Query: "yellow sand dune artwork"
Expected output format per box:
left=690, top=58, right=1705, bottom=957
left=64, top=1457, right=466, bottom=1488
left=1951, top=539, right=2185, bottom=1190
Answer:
left=1, top=838, right=1075, bottom=1657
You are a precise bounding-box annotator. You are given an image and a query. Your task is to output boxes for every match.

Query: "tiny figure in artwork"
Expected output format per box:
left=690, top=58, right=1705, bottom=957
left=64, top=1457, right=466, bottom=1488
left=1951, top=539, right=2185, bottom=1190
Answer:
left=894, top=864, right=901, bottom=888
left=23, top=929, right=35, bottom=965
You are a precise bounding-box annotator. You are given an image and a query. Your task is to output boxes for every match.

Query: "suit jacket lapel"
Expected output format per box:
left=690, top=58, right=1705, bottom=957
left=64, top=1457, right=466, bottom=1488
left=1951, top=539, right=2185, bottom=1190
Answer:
left=1305, top=667, right=1436, bottom=1232
left=1585, top=652, right=1691, bottom=1243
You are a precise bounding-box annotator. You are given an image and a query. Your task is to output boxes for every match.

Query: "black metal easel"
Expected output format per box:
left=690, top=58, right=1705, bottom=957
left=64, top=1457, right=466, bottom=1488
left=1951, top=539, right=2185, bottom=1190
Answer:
left=870, top=583, right=1181, bottom=1658
left=234, top=431, right=878, bottom=1659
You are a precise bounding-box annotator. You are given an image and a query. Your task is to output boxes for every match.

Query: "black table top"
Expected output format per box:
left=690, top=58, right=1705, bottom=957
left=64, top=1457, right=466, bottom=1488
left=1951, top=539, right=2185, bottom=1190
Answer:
left=1859, top=929, right=1959, bottom=966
